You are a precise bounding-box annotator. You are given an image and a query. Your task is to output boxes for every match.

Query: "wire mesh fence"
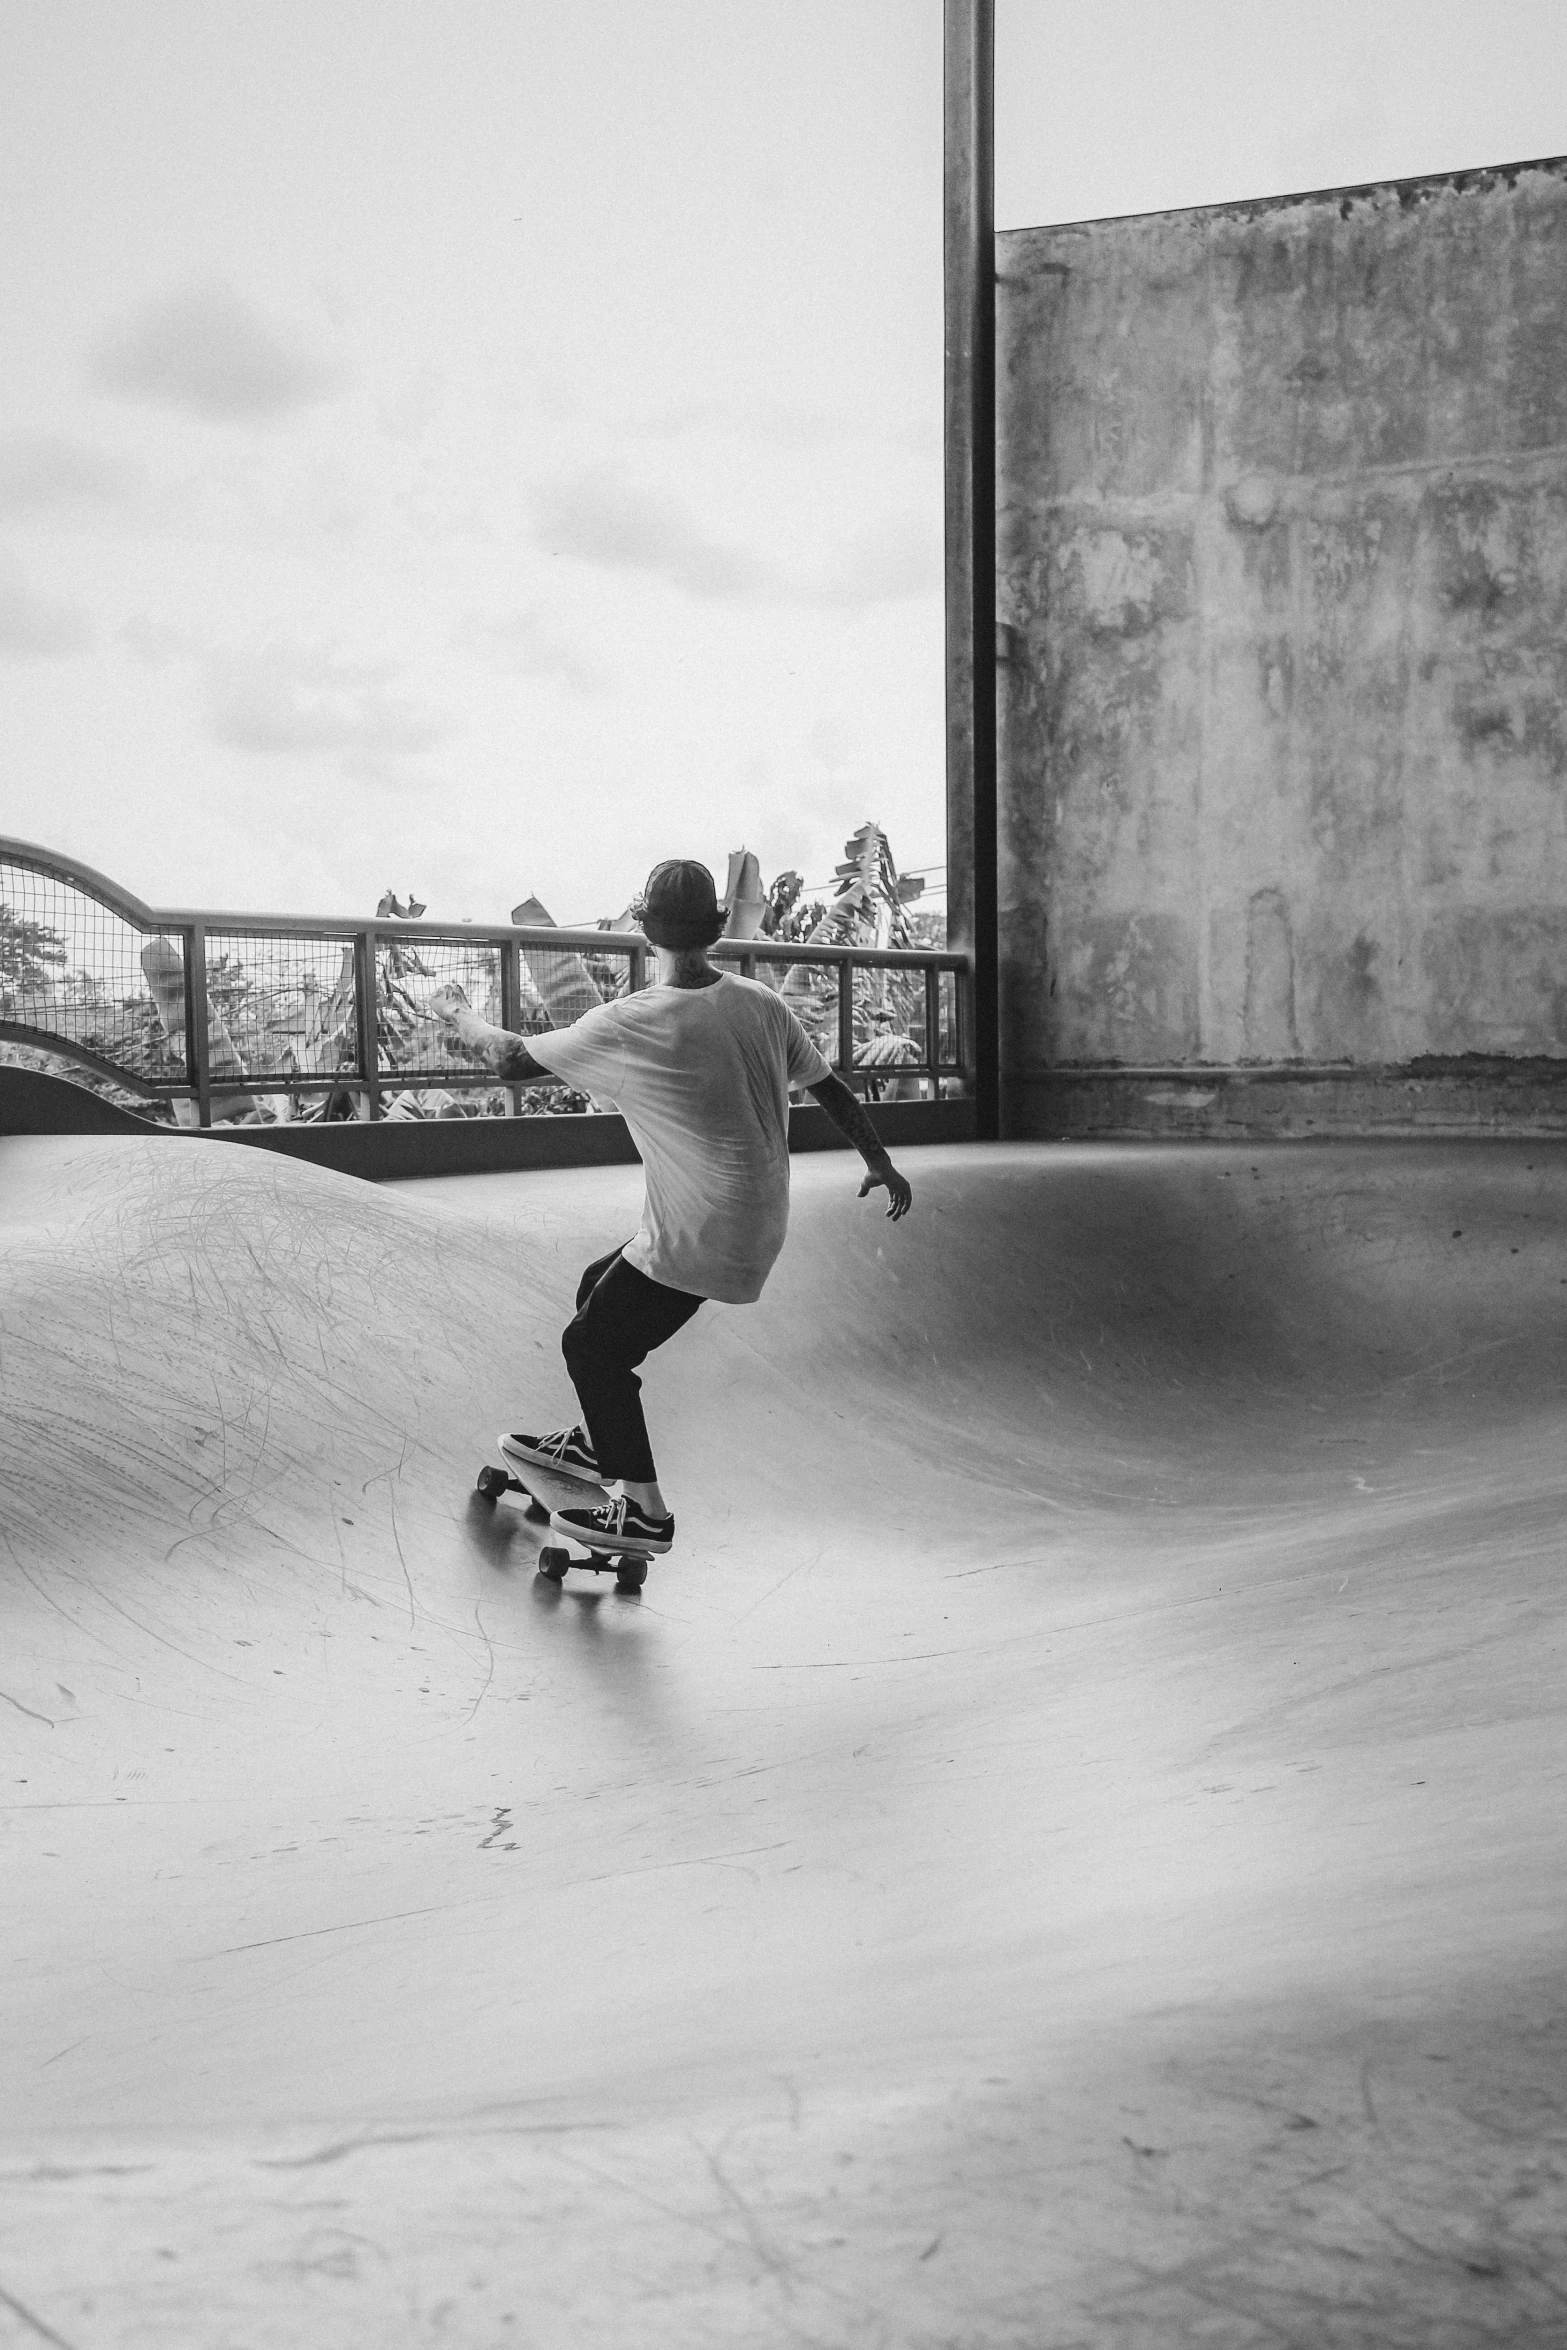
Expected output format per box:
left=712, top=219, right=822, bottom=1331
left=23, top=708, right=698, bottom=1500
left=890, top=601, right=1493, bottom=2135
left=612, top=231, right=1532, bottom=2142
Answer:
left=768, top=958, right=844, bottom=1068
left=0, top=853, right=187, bottom=1088
left=203, top=931, right=357, bottom=1087
left=1, top=843, right=968, bottom=1126
left=853, top=963, right=926, bottom=1098
left=370, top=934, right=502, bottom=1082
left=850, top=966, right=965, bottom=1098
left=937, top=967, right=960, bottom=1076
left=519, top=935, right=636, bottom=1026
left=189, top=927, right=646, bottom=1118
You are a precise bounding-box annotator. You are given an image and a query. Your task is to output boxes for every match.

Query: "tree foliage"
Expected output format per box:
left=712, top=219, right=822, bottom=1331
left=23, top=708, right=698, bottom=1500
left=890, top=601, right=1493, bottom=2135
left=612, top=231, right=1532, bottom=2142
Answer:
left=0, top=900, right=68, bottom=1010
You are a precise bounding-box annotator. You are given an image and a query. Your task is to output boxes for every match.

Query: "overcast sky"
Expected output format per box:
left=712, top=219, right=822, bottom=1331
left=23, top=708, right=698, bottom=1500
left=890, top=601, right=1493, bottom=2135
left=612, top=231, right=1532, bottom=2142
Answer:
left=3, top=1, right=1565, bottom=925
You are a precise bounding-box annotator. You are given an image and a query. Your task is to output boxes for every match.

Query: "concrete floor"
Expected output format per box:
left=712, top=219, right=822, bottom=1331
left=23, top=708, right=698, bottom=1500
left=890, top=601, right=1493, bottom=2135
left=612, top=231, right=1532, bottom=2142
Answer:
left=2, top=1134, right=1564, bottom=2348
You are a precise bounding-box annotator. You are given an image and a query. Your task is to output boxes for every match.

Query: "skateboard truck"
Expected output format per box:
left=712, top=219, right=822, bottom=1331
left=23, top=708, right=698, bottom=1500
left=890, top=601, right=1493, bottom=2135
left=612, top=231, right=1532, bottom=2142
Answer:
left=474, top=1465, right=650, bottom=1593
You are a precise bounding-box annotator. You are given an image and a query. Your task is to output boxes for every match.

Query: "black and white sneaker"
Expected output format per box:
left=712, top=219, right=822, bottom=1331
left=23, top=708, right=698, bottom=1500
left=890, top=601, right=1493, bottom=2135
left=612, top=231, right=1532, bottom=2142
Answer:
left=550, top=1494, right=675, bottom=1556
left=499, top=1424, right=602, bottom=1482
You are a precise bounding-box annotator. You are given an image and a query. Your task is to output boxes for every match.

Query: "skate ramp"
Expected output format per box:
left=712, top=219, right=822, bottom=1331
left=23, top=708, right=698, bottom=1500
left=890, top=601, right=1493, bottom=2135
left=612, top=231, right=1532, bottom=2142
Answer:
left=2, top=1134, right=1565, bottom=2346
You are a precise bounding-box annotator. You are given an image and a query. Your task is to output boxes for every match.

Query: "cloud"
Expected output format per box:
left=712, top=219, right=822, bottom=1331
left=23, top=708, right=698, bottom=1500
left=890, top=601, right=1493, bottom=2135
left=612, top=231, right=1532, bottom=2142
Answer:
left=0, top=548, right=94, bottom=660
left=120, top=616, right=195, bottom=670
left=88, top=281, right=343, bottom=423
left=531, top=470, right=939, bottom=612
left=532, top=470, right=778, bottom=602
left=800, top=512, right=941, bottom=610
left=630, top=396, right=856, bottom=450
left=453, top=608, right=605, bottom=696
left=0, top=433, right=145, bottom=519
left=204, top=643, right=450, bottom=763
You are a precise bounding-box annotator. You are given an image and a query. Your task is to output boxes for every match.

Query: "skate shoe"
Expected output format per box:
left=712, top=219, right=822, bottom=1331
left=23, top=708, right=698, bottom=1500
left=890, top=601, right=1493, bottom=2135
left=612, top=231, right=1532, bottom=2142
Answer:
left=550, top=1494, right=675, bottom=1557
left=499, top=1424, right=601, bottom=1482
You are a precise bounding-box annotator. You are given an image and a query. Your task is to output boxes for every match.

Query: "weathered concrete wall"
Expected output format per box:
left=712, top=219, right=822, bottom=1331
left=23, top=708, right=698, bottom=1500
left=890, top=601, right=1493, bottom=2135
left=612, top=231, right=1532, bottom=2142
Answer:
left=997, top=159, right=1567, bottom=1134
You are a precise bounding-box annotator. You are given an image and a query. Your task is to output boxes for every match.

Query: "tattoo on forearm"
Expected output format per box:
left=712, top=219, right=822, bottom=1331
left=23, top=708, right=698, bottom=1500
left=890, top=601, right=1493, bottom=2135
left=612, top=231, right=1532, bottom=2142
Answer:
left=816, top=1076, right=886, bottom=1163
left=447, top=1014, right=546, bottom=1084
left=496, top=1036, right=547, bottom=1083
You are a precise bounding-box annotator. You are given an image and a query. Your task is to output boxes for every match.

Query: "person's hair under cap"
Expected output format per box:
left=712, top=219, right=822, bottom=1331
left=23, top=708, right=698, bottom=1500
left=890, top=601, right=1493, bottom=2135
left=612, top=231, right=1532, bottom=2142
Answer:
left=634, top=859, right=727, bottom=950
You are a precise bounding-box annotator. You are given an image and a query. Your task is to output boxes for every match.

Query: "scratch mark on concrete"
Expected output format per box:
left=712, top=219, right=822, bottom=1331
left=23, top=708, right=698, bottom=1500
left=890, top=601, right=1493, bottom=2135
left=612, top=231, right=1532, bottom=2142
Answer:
left=463, top=1604, right=496, bottom=1726
left=255, top=2129, right=445, bottom=2170
left=701, top=2140, right=796, bottom=2292
left=0, top=2282, right=80, bottom=2350
left=210, top=1902, right=451, bottom=1957
left=37, top=2038, right=90, bottom=2071
left=0, top=1689, right=54, bottom=1727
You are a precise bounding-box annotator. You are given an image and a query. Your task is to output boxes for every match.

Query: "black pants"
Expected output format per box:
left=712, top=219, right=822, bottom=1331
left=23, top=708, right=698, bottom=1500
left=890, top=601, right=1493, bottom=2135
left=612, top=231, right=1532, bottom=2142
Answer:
left=562, top=1247, right=704, bottom=1485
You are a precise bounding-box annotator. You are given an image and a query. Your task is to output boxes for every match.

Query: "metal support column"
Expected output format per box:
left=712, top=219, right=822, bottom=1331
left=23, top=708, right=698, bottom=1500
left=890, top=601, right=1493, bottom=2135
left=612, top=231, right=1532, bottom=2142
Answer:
left=944, top=0, right=999, bottom=1136
left=499, top=938, right=523, bottom=1115
left=186, top=923, right=212, bottom=1129
left=353, top=928, right=381, bottom=1121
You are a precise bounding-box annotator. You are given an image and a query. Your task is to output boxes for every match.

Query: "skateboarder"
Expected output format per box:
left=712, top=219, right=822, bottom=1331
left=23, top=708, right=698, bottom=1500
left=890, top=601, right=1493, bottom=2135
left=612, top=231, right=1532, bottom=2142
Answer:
left=430, top=858, right=913, bottom=1557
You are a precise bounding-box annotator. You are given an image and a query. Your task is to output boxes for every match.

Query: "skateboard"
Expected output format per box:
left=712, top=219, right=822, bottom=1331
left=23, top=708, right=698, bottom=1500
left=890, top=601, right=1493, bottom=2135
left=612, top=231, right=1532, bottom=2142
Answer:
left=474, top=1444, right=650, bottom=1593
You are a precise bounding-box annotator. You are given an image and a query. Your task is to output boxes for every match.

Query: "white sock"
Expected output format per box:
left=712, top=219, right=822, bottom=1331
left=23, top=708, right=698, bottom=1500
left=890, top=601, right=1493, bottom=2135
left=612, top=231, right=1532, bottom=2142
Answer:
left=618, top=1478, right=668, bottom=1517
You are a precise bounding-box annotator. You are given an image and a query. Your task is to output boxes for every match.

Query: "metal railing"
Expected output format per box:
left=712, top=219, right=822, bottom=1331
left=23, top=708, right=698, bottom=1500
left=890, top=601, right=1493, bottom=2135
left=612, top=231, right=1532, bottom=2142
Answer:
left=0, top=838, right=972, bottom=1129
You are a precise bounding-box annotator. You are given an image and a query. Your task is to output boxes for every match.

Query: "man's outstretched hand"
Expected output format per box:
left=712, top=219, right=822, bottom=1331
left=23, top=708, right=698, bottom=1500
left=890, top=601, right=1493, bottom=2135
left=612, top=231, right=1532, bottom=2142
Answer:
left=426, top=982, right=471, bottom=1028
left=859, top=1158, right=913, bottom=1220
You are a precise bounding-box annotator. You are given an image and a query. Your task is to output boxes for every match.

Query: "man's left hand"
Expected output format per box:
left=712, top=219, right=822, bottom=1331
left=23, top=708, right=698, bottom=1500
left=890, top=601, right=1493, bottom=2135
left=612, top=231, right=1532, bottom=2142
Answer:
left=859, top=1159, right=913, bottom=1220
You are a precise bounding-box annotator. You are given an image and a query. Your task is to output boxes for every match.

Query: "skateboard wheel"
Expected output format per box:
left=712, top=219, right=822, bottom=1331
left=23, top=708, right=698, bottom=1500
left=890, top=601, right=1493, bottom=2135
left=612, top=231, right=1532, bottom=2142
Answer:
left=476, top=1465, right=508, bottom=1501
left=522, top=1496, right=550, bottom=1523
left=615, top=1559, right=648, bottom=1593
left=537, top=1547, right=570, bottom=1582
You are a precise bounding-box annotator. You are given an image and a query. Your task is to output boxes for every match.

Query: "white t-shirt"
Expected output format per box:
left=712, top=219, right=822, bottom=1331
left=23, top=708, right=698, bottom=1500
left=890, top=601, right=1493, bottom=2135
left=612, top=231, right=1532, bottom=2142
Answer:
left=527, top=972, right=832, bottom=1304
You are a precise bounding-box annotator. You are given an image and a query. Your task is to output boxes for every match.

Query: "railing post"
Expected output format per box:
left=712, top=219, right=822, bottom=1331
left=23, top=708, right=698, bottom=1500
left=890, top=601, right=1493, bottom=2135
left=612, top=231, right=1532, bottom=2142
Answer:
left=186, top=922, right=212, bottom=1128
left=925, top=964, right=941, bottom=1099
left=498, top=938, right=522, bottom=1031
left=629, top=942, right=647, bottom=994
left=740, top=951, right=756, bottom=981
left=499, top=939, right=523, bottom=1116
left=837, top=957, right=855, bottom=1079
left=353, top=928, right=381, bottom=1120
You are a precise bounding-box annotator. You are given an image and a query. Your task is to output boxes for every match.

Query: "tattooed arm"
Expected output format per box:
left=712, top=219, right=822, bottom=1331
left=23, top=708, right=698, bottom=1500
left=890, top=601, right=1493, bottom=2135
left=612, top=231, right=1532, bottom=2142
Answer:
left=427, top=983, right=550, bottom=1083
left=806, top=1072, right=913, bottom=1220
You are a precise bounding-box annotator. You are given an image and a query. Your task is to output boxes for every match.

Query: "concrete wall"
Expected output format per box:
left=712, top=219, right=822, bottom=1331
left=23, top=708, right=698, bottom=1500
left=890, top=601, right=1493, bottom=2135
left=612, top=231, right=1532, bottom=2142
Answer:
left=997, top=159, right=1567, bottom=1135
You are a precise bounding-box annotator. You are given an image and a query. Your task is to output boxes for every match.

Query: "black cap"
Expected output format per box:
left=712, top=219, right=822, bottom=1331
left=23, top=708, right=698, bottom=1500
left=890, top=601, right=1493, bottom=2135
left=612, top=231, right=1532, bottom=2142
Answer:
left=634, top=859, right=726, bottom=949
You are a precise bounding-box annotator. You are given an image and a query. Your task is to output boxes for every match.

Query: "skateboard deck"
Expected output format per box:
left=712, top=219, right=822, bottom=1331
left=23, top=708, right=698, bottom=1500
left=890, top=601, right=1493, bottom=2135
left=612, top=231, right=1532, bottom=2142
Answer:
left=474, top=1442, right=650, bottom=1591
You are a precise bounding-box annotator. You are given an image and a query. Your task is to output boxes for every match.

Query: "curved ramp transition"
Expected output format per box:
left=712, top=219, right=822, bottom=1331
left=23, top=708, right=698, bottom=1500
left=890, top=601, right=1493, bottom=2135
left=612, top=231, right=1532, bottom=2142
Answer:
left=2, top=1135, right=1565, bottom=2346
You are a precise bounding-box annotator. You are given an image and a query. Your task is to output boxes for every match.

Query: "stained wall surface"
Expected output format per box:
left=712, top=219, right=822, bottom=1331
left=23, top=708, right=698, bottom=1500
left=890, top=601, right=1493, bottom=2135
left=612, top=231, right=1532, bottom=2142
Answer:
left=997, top=159, right=1567, bottom=1134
